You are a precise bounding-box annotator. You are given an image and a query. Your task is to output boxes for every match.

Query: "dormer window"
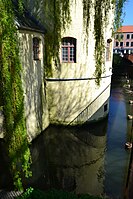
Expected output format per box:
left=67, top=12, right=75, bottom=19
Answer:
left=33, top=37, right=41, bottom=60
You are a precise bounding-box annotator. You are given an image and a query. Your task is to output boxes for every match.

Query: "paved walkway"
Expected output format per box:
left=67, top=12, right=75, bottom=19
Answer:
left=0, top=190, right=22, bottom=199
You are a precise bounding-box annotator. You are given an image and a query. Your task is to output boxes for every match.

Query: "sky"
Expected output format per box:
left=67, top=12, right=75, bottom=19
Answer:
left=123, top=0, right=133, bottom=25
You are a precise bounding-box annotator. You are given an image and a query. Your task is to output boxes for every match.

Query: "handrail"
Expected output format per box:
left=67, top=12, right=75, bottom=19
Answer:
left=67, top=84, right=111, bottom=125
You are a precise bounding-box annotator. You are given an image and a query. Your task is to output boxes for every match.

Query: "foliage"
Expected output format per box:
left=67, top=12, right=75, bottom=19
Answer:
left=44, top=0, right=126, bottom=85
left=112, top=53, right=122, bottom=66
left=83, top=0, right=126, bottom=85
left=44, top=0, right=71, bottom=77
left=113, top=0, right=127, bottom=31
left=17, top=188, right=106, bottom=199
left=0, top=0, right=32, bottom=191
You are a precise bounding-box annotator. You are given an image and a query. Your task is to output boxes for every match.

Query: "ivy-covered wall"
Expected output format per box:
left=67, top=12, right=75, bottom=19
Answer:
left=0, top=0, right=32, bottom=190
left=23, top=0, right=126, bottom=125
left=19, top=30, right=49, bottom=141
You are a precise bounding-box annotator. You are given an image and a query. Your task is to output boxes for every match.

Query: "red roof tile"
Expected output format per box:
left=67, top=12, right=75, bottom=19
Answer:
left=117, top=26, right=133, bottom=33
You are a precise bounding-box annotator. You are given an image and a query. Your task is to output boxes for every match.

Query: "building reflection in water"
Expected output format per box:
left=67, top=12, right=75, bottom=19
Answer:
left=25, top=119, right=108, bottom=197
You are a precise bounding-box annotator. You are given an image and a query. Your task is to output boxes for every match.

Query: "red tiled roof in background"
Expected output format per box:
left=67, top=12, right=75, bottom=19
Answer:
left=117, top=25, right=133, bottom=33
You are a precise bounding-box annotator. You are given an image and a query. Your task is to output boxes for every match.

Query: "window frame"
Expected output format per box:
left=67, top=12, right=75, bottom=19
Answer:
left=33, top=37, right=41, bottom=60
left=61, top=37, right=76, bottom=63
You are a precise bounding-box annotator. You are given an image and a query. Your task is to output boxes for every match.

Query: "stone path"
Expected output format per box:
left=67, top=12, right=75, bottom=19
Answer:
left=0, top=190, right=22, bottom=199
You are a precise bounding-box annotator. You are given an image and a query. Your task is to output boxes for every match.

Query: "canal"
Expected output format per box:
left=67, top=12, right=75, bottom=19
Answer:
left=25, top=74, right=133, bottom=199
left=0, top=74, right=133, bottom=199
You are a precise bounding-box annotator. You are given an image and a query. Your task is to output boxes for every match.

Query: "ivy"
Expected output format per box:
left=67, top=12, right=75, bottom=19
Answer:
left=82, top=0, right=126, bottom=85
left=113, top=0, right=127, bottom=31
left=0, top=0, right=32, bottom=191
left=44, top=0, right=126, bottom=84
left=44, top=0, right=71, bottom=77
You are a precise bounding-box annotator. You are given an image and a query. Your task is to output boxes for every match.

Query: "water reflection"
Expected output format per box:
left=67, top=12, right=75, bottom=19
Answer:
left=104, top=77, right=131, bottom=199
left=0, top=76, right=132, bottom=199
left=25, top=76, right=132, bottom=199
left=25, top=120, right=107, bottom=196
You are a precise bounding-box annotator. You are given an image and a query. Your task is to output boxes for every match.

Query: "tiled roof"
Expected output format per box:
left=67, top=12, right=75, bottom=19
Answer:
left=117, top=26, right=133, bottom=33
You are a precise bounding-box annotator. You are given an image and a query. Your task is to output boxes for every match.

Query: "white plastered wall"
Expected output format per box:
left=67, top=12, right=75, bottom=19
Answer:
left=19, top=30, right=49, bottom=140
left=46, top=0, right=114, bottom=124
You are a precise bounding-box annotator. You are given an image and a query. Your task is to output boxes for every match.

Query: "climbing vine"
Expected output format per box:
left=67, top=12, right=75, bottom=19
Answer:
left=44, top=0, right=71, bottom=76
left=44, top=0, right=126, bottom=84
left=0, top=0, right=32, bottom=191
left=82, top=0, right=126, bottom=85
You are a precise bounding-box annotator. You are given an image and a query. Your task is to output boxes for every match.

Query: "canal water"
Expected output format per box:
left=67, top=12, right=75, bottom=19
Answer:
left=0, top=74, right=133, bottom=199
left=25, top=74, right=132, bottom=199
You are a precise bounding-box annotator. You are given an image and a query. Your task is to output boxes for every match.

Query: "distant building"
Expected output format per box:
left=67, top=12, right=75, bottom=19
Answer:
left=113, top=25, right=133, bottom=55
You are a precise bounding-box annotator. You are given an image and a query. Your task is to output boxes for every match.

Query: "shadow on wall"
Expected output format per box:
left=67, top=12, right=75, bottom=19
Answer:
left=20, top=31, right=49, bottom=141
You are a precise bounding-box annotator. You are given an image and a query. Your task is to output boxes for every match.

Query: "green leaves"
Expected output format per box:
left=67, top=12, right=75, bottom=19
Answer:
left=83, top=0, right=126, bottom=85
left=0, top=0, right=32, bottom=191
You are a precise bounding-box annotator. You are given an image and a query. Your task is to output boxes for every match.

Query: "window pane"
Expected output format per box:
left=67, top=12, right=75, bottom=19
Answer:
left=127, top=34, right=130, bottom=39
left=70, top=47, right=74, bottom=61
left=116, top=41, right=119, bottom=46
left=115, top=34, right=118, bottom=40
left=62, top=47, right=68, bottom=61
left=33, top=37, right=40, bottom=60
left=120, top=34, right=123, bottom=39
left=126, top=42, right=129, bottom=47
left=120, top=42, right=123, bottom=47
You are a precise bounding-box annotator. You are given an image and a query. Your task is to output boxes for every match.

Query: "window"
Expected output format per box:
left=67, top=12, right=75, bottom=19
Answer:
left=115, top=34, right=118, bottom=40
left=120, top=34, right=123, bottom=39
left=131, top=34, right=133, bottom=39
left=116, top=41, right=119, bottom=47
left=61, top=37, right=76, bottom=63
left=120, top=42, right=123, bottom=47
left=33, top=37, right=41, bottom=60
left=126, top=42, right=129, bottom=47
left=127, top=34, right=130, bottom=39
left=131, top=42, right=133, bottom=47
